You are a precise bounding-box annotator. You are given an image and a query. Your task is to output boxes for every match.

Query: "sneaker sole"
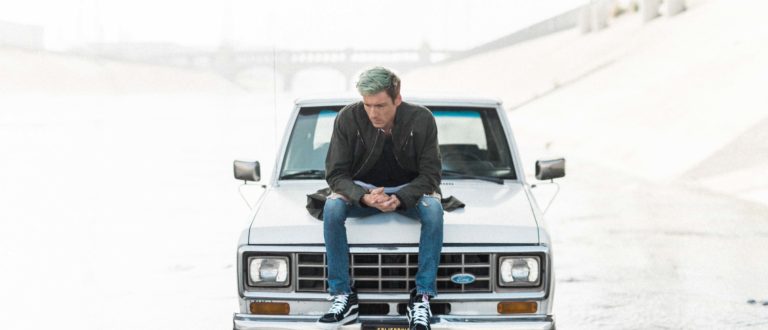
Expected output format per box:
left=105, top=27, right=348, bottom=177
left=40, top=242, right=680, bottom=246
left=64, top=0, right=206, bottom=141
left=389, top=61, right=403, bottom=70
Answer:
left=316, top=310, right=359, bottom=329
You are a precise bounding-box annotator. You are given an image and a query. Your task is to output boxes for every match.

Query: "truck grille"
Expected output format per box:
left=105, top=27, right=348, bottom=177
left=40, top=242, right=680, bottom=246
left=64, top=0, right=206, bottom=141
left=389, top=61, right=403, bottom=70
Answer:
left=296, top=253, right=492, bottom=293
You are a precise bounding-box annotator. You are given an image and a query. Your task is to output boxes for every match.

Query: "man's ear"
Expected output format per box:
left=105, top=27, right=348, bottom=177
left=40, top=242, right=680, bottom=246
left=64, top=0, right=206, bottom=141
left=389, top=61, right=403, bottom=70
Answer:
left=394, top=94, right=402, bottom=107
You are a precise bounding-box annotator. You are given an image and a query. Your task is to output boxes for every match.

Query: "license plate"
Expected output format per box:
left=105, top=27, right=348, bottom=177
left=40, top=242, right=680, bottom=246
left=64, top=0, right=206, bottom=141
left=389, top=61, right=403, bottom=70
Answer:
left=361, top=321, right=409, bottom=330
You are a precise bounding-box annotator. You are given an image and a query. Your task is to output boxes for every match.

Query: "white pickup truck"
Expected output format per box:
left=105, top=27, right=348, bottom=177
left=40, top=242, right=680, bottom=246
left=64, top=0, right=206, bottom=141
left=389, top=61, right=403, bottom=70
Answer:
left=232, top=96, right=564, bottom=329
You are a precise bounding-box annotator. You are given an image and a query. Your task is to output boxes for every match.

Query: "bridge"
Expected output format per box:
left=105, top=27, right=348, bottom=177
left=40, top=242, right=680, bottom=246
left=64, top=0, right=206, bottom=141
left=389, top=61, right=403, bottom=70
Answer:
left=79, top=42, right=456, bottom=91
left=76, top=4, right=600, bottom=91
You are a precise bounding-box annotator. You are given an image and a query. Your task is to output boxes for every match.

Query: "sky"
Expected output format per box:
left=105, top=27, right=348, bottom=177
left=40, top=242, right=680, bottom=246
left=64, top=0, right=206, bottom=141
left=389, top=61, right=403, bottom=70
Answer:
left=0, top=0, right=585, bottom=51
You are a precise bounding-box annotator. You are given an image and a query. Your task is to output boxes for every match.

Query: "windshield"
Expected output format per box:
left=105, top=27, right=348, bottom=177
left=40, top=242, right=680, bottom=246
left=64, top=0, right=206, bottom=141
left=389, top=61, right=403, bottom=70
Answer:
left=280, top=105, right=517, bottom=180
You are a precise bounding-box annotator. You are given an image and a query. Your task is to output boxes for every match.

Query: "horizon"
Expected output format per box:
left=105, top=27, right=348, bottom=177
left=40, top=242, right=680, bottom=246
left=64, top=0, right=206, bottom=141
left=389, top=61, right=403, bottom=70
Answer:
left=0, top=0, right=584, bottom=51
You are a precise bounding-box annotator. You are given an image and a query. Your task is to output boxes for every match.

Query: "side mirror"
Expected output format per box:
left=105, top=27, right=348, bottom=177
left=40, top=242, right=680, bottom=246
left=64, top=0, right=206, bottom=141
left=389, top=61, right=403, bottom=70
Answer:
left=234, top=160, right=260, bottom=182
left=535, top=158, right=565, bottom=181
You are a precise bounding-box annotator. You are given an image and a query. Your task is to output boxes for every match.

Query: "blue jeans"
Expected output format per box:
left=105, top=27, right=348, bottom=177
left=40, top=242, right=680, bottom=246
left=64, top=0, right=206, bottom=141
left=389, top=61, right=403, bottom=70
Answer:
left=323, top=195, right=444, bottom=297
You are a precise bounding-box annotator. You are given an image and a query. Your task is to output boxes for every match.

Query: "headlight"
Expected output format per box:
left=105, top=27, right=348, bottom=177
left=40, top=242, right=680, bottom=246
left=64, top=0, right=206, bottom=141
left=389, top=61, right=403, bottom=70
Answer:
left=248, top=256, right=289, bottom=287
left=498, top=256, right=540, bottom=287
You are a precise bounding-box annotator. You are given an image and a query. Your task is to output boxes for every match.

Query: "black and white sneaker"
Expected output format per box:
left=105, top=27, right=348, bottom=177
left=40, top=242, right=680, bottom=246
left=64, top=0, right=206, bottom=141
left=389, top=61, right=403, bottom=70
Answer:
left=316, top=290, right=358, bottom=329
left=407, top=289, right=433, bottom=330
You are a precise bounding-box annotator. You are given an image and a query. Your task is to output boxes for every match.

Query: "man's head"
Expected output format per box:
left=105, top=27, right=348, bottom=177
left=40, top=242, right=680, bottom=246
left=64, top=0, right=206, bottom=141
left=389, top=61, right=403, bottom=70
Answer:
left=356, top=67, right=402, bottom=130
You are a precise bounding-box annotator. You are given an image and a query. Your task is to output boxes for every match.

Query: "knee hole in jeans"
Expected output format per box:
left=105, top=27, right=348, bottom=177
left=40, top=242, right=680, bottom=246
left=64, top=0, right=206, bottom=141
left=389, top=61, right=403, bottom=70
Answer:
left=323, top=198, right=349, bottom=222
left=417, top=196, right=444, bottom=218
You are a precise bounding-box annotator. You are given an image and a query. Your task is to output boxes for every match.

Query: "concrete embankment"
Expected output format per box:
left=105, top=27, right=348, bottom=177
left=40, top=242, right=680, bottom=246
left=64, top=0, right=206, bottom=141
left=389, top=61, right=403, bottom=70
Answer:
left=405, top=0, right=768, bottom=207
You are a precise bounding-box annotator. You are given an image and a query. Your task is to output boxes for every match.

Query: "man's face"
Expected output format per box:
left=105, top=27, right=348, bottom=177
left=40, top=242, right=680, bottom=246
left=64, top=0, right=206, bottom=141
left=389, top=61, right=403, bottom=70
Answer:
left=362, top=91, right=401, bottom=130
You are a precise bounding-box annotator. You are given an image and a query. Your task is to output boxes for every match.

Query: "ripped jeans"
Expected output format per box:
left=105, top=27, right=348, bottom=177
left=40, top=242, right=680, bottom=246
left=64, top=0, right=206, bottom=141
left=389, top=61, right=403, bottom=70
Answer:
left=323, top=187, right=444, bottom=297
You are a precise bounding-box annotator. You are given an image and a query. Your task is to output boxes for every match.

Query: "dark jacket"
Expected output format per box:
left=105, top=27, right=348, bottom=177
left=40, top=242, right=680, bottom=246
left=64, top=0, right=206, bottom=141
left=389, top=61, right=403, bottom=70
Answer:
left=306, top=101, right=464, bottom=219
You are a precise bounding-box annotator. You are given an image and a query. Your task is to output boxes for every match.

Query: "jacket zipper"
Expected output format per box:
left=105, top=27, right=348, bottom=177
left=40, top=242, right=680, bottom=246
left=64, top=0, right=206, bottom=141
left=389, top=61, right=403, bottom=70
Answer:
left=357, top=130, right=366, bottom=148
left=401, top=130, right=413, bottom=151
left=394, top=130, right=413, bottom=169
left=352, top=129, right=380, bottom=178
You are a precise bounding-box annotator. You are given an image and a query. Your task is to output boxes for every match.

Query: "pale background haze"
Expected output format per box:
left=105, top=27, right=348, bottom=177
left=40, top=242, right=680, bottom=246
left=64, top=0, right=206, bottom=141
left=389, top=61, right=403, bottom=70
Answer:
left=1, top=0, right=767, bottom=329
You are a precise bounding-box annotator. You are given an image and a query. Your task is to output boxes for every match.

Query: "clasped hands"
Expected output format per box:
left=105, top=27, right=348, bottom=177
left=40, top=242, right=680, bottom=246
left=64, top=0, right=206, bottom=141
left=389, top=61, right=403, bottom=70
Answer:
left=361, top=187, right=401, bottom=212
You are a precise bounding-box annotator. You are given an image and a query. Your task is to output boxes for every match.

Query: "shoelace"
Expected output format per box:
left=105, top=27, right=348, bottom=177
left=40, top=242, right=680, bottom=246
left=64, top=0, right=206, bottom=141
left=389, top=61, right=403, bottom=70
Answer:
left=410, top=301, right=432, bottom=326
left=327, top=294, right=349, bottom=314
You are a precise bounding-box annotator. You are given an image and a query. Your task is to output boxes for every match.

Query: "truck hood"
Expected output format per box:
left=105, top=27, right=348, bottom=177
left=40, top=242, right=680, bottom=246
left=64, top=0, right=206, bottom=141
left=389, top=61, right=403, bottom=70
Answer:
left=248, top=181, right=539, bottom=245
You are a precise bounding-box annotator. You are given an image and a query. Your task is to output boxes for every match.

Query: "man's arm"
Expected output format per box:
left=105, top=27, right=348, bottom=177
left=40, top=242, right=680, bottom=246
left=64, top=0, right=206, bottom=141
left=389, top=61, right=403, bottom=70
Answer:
left=393, top=111, right=441, bottom=209
left=325, top=109, right=368, bottom=207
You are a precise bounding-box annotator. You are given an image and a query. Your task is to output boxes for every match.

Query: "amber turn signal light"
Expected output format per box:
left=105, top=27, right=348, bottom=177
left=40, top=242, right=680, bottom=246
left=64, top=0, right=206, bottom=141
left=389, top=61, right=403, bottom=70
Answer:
left=497, top=301, right=537, bottom=314
left=250, top=302, right=290, bottom=315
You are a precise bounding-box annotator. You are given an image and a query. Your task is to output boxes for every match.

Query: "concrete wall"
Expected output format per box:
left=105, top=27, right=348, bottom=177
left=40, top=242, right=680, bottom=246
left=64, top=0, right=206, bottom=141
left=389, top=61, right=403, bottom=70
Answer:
left=445, top=6, right=583, bottom=63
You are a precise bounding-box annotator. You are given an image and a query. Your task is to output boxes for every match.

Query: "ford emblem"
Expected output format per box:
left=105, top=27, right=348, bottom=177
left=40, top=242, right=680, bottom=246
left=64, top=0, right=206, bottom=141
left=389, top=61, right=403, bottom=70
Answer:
left=450, top=273, right=476, bottom=285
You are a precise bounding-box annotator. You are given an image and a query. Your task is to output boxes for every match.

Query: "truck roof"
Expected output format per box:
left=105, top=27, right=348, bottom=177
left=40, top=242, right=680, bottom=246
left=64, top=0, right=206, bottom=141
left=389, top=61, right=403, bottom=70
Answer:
left=294, top=95, right=503, bottom=108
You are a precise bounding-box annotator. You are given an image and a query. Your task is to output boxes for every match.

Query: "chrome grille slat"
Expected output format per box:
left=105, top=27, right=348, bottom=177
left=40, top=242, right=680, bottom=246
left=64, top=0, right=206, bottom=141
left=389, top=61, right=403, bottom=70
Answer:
left=296, top=252, right=492, bottom=293
left=349, top=265, right=419, bottom=268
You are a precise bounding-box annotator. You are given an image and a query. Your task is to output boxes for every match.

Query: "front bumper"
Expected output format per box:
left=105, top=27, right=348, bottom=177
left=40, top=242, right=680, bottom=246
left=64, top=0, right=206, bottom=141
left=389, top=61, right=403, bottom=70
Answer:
left=233, top=314, right=554, bottom=330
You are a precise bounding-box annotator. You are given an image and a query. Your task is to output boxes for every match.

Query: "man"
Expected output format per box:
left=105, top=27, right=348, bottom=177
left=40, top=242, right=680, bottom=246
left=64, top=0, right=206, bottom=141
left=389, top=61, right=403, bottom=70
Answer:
left=316, top=67, right=443, bottom=330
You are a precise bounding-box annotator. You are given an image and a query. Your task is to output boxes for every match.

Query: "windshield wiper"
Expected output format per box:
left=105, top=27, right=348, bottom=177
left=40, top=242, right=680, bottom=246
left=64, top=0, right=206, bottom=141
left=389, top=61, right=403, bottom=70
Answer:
left=442, top=170, right=504, bottom=184
left=280, top=169, right=325, bottom=179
